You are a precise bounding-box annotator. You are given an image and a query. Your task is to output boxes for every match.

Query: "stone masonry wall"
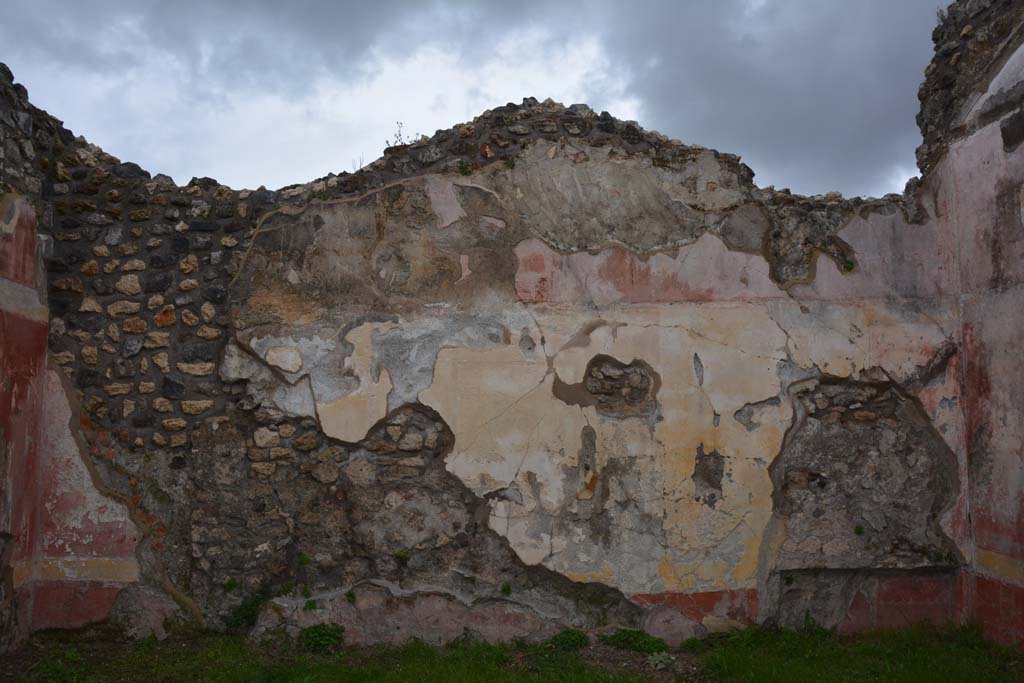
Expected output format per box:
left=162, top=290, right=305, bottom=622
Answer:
left=916, top=0, right=1024, bottom=174
left=1, top=0, right=1022, bottom=651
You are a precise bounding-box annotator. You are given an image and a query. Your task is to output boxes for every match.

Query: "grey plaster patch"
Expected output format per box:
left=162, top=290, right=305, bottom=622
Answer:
left=220, top=342, right=317, bottom=418
left=734, top=396, right=782, bottom=432
left=372, top=315, right=517, bottom=411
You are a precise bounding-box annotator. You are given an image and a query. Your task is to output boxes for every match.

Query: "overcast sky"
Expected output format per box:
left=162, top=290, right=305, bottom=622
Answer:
left=1, top=1, right=942, bottom=197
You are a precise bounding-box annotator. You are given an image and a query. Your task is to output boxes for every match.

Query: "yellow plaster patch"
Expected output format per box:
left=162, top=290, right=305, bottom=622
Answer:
left=422, top=303, right=791, bottom=594
left=317, top=323, right=393, bottom=442
left=13, top=557, right=140, bottom=587
left=976, top=548, right=1024, bottom=584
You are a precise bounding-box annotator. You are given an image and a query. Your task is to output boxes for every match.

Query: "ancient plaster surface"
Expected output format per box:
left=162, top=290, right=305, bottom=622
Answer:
left=231, top=139, right=971, bottom=633
left=3, top=4, right=1024, bottom=646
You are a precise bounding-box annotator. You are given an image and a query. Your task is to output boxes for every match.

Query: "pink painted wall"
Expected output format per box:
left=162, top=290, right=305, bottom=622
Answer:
left=0, top=194, right=50, bottom=646
left=945, top=120, right=1024, bottom=647
left=0, top=193, right=139, bottom=647
left=510, top=70, right=1024, bottom=644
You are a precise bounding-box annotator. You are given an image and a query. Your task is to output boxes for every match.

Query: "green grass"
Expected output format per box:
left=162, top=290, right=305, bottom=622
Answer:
left=19, top=623, right=1023, bottom=683
left=27, top=636, right=637, bottom=683
left=691, top=624, right=1023, bottom=683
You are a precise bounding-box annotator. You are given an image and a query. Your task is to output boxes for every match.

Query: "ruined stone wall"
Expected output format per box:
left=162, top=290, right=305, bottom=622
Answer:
left=0, top=66, right=143, bottom=649
left=931, top=35, right=1024, bottom=646
left=916, top=0, right=1024, bottom=174
left=0, top=0, right=1022, bottom=651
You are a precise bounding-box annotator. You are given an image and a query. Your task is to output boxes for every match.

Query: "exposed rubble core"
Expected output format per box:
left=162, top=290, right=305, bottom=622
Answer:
left=553, top=354, right=660, bottom=420
left=2, top=0, right=1024, bottom=651
left=761, top=374, right=962, bottom=629
left=773, top=376, right=960, bottom=571
left=188, top=404, right=642, bottom=639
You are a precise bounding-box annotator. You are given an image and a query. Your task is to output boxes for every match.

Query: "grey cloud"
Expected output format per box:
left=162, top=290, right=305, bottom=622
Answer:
left=583, top=0, right=940, bottom=195
left=0, top=0, right=943, bottom=196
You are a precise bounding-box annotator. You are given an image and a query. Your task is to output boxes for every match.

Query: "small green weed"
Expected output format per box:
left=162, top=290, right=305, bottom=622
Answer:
left=646, top=652, right=675, bottom=671
left=599, top=629, right=666, bottom=653
left=225, top=586, right=270, bottom=629
left=500, top=581, right=512, bottom=596
left=546, top=629, right=589, bottom=651
left=303, top=599, right=317, bottom=611
left=344, top=589, right=356, bottom=604
left=300, top=623, right=344, bottom=654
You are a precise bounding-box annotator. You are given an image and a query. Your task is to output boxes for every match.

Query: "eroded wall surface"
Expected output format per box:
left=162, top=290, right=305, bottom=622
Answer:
left=0, top=193, right=48, bottom=649
left=226, top=140, right=966, bottom=638
left=0, top=0, right=1022, bottom=649
left=947, top=34, right=1024, bottom=644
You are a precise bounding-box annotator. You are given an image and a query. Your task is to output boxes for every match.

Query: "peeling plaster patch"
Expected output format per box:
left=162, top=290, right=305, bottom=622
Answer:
left=317, top=323, right=392, bottom=442
left=734, top=397, right=782, bottom=432
left=509, top=142, right=728, bottom=252
left=0, top=193, right=23, bottom=235
left=765, top=299, right=955, bottom=382
left=219, top=342, right=264, bottom=383
left=219, top=342, right=317, bottom=418
left=265, top=345, right=303, bottom=373
left=422, top=337, right=572, bottom=497
left=271, top=376, right=317, bottom=418
left=374, top=315, right=516, bottom=411
left=424, top=304, right=791, bottom=595
left=29, top=369, right=139, bottom=589
left=244, top=333, right=336, bottom=384
left=455, top=254, right=472, bottom=284
left=788, top=211, right=955, bottom=301
left=425, top=175, right=466, bottom=228
left=514, top=232, right=787, bottom=306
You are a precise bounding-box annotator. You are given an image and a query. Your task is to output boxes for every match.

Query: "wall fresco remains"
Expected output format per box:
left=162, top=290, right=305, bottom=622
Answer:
left=0, top=0, right=1022, bottom=651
